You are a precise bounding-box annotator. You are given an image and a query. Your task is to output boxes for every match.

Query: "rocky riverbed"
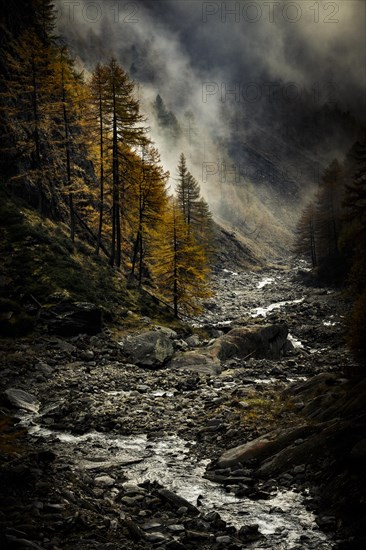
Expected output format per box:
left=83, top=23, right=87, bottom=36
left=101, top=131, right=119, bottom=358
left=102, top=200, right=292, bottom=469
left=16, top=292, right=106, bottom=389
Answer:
left=1, top=260, right=363, bottom=550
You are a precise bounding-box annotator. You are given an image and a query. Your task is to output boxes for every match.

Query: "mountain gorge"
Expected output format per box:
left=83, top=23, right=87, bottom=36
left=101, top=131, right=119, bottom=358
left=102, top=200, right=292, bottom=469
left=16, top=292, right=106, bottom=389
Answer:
left=1, top=2, right=366, bottom=550
left=53, top=0, right=363, bottom=256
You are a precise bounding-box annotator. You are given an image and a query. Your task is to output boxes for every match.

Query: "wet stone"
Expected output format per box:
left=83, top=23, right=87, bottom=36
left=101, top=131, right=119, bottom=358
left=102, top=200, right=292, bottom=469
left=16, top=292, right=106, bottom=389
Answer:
left=145, top=532, right=169, bottom=543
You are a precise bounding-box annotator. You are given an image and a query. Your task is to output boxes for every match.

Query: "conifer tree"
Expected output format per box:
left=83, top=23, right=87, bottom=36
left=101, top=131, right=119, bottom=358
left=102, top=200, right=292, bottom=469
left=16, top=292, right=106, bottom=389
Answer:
left=32, top=0, right=57, bottom=43
left=130, top=146, right=169, bottom=283
left=176, top=153, right=188, bottom=215
left=175, top=153, right=215, bottom=255
left=192, top=196, right=215, bottom=254
left=176, top=153, right=200, bottom=231
left=151, top=199, right=211, bottom=317
left=294, top=201, right=317, bottom=267
left=50, top=46, right=88, bottom=240
left=315, top=158, right=344, bottom=260
left=0, top=29, right=53, bottom=210
left=342, top=138, right=366, bottom=360
left=0, top=0, right=94, bottom=227
left=152, top=94, right=181, bottom=142
left=94, top=58, right=147, bottom=267
left=89, top=63, right=109, bottom=255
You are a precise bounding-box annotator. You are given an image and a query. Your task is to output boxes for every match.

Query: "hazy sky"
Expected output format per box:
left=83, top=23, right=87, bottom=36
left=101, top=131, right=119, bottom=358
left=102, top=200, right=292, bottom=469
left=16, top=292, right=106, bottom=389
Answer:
left=55, top=0, right=365, bottom=117
left=55, top=0, right=365, bottom=180
left=53, top=0, right=366, bottom=241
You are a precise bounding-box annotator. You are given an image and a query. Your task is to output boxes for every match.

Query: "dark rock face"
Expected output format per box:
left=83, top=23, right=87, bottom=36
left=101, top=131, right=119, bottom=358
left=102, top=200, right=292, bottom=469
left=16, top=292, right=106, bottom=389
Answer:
left=208, top=324, right=289, bottom=361
left=47, top=302, right=103, bottom=336
left=123, top=330, right=174, bottom=368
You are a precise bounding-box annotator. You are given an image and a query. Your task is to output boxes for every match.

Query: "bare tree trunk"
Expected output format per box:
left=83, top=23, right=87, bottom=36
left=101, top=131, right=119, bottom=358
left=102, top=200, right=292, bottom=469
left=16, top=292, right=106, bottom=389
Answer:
left=96, top=78, right=104, bottom=256
left=173, top=209, right=178, bottom=318
left=61, top=57, right=75, bottom=242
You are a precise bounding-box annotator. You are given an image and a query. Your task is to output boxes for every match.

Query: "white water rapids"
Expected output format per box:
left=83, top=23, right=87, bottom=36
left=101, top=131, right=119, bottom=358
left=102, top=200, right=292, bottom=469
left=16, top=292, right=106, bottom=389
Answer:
left=24, top=422, right=333, bottom=549
left=21, top=266, right=335, bottom=549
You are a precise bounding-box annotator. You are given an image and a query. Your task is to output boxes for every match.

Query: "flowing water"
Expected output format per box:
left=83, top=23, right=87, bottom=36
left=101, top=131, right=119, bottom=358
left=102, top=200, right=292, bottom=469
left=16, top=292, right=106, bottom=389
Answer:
left=24, top=421, right=334, bottom=549
left=20, top=266, right=336, bottom=548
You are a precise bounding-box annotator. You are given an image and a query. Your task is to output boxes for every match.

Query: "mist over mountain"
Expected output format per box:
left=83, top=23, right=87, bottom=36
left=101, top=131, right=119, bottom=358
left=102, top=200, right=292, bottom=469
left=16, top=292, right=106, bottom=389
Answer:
left=54, top=0, right=364, bottom=256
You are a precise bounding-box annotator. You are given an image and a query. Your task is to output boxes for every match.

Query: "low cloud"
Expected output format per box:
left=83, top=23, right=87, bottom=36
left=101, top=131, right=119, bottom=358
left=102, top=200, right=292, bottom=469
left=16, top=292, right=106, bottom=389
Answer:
left=54, top=0, right=365, bottom=244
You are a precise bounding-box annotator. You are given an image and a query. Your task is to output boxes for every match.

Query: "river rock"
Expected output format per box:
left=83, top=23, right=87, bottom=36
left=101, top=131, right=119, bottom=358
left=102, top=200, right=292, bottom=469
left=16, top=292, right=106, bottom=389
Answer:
left=238, top=524, right=262, bottom=541
left=207, top=323, right=288, bottom=361
left=157, top=488, right=199, bottom=515
left=214, top=425, right=318, bottom=469
left=123, top=331, right=174, bottom=368
left=186, top=334, right=201, bottom=348
left=166, top=541, right=187, bottom=550
left=94, top=475, right=115, bottom=487
left=48, top=302, right=103, bottom=336
left=4, top=388, right=40, bottom=413
left=256, top=419, right=355, bottom=477
left=168, top=351, right=221, bottom=374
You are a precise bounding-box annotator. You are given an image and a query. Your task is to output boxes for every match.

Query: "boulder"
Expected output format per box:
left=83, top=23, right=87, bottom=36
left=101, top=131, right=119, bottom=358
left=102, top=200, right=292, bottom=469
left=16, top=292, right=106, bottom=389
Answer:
left=157, top=488, right=199, bottom=515
left=167, top=323, right=287, bottom=373
left=4, top=388, right=40, bottom=413
left=256, top=420, right=351, bottom=477
left=214, top=424, right=318, bottom=469
left=48, top=302, right=103, bottom=336
left=123, top=330, right=174, bottom=368
left=207, top=323, right=288, bottom=361
left=168, top=351, right=221, bottom=375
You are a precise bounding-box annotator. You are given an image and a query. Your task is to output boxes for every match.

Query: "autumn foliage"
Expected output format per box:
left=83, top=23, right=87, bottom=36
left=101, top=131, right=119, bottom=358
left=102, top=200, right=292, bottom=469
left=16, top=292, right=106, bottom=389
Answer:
left=0, top=0, right=213, bottom=319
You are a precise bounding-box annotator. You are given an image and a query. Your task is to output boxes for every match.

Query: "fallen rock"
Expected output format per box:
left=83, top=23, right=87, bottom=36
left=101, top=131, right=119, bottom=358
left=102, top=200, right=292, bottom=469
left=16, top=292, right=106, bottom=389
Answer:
left=123, top=518, right=145, bottom=541
left=214, top=425, right=318, bottom=469
left=168, top=351, right=221, bottom=374
left=157, top=488, right=199, bottom=515
left=123, top=331, right=174, bottom=368
left=207, top=323, right=288, bottom=361
left=256, top=419, right=356, bottom=477
left=4, top=388, right=40, bottom=413
left=154, top=326, right=178, bottom=339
